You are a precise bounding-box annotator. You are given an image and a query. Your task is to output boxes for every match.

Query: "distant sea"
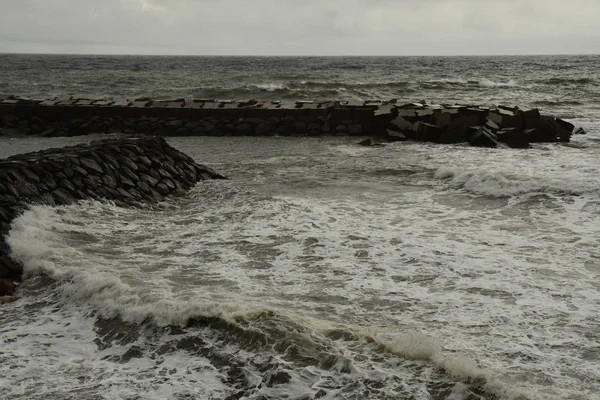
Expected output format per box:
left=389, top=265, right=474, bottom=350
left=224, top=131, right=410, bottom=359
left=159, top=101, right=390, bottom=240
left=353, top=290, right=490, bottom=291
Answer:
left=1, top=55, right=599, bottom=400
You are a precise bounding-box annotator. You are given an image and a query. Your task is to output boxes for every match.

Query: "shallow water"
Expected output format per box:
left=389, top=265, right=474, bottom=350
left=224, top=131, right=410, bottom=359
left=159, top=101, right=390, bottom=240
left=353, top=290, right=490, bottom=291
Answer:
left=1, top=125, right=599, bottom=399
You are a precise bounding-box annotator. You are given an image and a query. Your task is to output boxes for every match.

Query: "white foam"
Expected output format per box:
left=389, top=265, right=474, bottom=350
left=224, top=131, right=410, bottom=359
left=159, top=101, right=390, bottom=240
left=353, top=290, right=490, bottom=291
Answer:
left=4, top=132, right=600, bottom=399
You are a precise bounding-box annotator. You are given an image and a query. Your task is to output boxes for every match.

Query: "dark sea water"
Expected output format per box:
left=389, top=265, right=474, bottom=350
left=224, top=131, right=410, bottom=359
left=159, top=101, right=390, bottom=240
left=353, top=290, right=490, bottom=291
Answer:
left=1, top=55, right=600, bottom=400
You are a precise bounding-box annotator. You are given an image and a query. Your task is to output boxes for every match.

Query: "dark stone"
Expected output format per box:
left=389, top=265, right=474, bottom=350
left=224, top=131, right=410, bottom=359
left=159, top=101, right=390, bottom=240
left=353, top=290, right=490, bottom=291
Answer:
left=162, top=179, right=176, bottom=190
left=72, top=165, right=89, bottom=177
left=59, top=179, right=77, bottom=193
left=0, top=278, right=17, bottom=296
left=255, top=122, right=275, bottom=136
left=149, top=168, right=161, bottom=181
left=51, top=189, right=76, bottom=205
left=103, top=174, right=118, bottom=189
left=348, top=124, right=362, bottom=135
left=84, top=188, right=101, bottom=199
left=120, top=166, right=139, bottom=183
left=433, top=111, right=452, bottom=128
left=137, top=180, right=152, bottom=194
left=5, top=182, right=19, bottom=197
left=119, top=174, right=136, bottom=187
left=155, top=182, right=171, bottom=196
left=389, top=116, right=412, bottom=132
left=413, top=122, right=444, bottom=142
left=127, top=188, right=143, bottom=200
left=119, top=157, right=139, bottom=172
left=157, top=168, right=173, bottom=180
left=20, top=168, right=41, bottom=183
left=469, top=120, right=498, bottom=148
left=139, top=173, right=159, bottom=187
left=498, top=128, right=530, bottom=149
left=117, top=188, right=134, bottom=200
left=137, top=155, right=152, bottom=167
left=79, top=157, right=104, bottom=174
left=383, top=130, right=406, bottom=142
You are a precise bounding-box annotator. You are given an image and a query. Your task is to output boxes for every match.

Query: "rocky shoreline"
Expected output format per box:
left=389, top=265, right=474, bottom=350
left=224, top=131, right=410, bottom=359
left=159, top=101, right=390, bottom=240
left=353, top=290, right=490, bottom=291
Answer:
left=0, top=136, right=226, bottom=298
left=0, top=96, right=586, bottom=147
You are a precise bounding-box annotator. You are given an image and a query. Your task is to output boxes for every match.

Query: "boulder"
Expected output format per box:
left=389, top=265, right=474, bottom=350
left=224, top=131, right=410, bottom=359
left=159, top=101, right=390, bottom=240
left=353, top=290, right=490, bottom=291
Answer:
left=382, top=130, right=406, bottom=142
left=497, top=128, right=530, bottom=149
left=389, top=116, right=412, bottom=133
left=0, top=279, right=16, bottom=296
left=412, top=122, right=444, bottom=143
left=469, top=119, right=498, bottom=148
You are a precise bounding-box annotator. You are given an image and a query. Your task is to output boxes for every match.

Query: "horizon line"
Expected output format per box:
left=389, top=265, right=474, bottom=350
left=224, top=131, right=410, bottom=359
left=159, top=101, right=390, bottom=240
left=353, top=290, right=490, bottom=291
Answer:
left=1, top=51, right=599, bottom=58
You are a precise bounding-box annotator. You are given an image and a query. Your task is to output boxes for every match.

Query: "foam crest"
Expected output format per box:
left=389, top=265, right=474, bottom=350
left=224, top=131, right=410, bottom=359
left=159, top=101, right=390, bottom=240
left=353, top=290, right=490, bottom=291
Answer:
left=434, top=166, right=600, bottom=197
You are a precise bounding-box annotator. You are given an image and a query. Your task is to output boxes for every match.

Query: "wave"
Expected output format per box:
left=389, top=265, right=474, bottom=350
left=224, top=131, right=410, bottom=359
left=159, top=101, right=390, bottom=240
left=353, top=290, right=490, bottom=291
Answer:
left=532, top=99, right=584, bottom=106
left=4, top=202, right=530, bottom=399
left=434, top=167, right=600, bottom=197
left=540, top=77, right=595, bottom=85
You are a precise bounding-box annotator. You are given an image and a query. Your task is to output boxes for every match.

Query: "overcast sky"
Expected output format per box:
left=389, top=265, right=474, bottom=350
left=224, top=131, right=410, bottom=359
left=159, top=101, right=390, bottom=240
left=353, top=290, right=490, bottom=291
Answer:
left=0, top=0, right=598, bottom=56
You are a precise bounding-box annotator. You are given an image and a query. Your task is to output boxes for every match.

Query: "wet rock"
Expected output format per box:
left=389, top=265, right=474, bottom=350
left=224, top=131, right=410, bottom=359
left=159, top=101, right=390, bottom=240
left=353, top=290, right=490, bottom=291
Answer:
left=0, top=278, right=17, bottom=296
left=498, top=127, right=530, bottom=149
left=382, top=130, right=406, bottom=142
left=389, top=116, right=412, bottom=133
left=348, top=123, right=362, bottom=135
left=120, top=166, right=139, bottom=182
left=139, top=173, right=159, bottom=187
left=52, top=188, right=76, bottom=205
left=102, top=174, right=118, bottom=189
left=469, top=119, right=498, bottom=148
left=137, top=180, right=152, bottom=194
left=413, top=122, right=444, bottom=142
left=79, top=157, right=104, bottom=174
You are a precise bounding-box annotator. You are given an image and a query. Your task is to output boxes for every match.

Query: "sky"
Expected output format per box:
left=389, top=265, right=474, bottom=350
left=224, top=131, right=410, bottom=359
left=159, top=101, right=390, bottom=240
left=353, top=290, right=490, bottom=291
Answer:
left=0, top=0, right=598, bottom=56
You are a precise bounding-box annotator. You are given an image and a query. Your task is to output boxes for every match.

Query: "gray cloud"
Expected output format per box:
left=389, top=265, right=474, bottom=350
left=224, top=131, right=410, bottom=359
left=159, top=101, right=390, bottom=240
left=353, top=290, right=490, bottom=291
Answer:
left=0, top=0, right=598, bottom=55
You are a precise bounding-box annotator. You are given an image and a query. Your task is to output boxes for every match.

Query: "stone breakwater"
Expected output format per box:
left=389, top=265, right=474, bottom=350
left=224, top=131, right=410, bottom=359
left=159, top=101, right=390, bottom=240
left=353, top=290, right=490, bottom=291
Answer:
left=0, top=96, right=586, bottom=147
left=0, top=136, right=226, bottom=295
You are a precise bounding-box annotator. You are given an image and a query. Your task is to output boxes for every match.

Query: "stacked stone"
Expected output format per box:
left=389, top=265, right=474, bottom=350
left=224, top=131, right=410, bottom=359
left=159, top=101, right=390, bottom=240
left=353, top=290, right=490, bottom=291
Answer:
left=379, top=103, right=583, bottom=148
left=0, top=96, right=587, bottom=145
left=0, top=115, right=363, bottom=138
left=0, top=136, right=226, bottom=285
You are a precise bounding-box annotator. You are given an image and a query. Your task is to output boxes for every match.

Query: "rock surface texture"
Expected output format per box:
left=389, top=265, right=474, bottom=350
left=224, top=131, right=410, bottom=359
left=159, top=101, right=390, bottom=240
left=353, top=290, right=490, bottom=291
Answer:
left=0, top=96, right=586, bottom=148
left=0, top=136, right=226, bottom=286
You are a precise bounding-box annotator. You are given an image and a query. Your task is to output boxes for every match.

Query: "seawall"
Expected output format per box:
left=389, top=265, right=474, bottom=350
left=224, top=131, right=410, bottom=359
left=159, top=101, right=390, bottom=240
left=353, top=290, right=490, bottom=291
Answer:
left=0, top=136, right=226, bottom=289
left=0, top=96, right=585, bottom=147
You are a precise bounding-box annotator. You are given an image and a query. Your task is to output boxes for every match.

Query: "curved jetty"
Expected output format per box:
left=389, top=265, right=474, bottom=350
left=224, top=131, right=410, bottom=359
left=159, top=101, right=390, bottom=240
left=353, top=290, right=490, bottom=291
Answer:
left=0, top=96, right=586, bottom=147
left=0, top=136, right=226, bottom=291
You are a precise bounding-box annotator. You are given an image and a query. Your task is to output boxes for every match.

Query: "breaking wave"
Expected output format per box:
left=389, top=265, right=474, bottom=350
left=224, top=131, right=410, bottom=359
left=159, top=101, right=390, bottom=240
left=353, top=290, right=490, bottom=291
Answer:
left=434, top=166, right=600, bottom=197
left=3, top=201, right=530, bottom=400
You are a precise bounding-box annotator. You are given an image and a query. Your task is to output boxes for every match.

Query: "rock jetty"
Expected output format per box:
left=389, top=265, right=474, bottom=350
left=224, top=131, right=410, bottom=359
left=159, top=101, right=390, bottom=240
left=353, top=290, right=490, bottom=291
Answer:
left=0, top=136, right=226, bottom=294
left=0, top=96, right=586, bottom=148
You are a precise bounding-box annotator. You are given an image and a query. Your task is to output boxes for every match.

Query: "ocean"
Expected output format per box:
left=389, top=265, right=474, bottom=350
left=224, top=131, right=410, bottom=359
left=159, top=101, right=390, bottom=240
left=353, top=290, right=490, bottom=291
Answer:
left=0, top=54, right=599, bottom=400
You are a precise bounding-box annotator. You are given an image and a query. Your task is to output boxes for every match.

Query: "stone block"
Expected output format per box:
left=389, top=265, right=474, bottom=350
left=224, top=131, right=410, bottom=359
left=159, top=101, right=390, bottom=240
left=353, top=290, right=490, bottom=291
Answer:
left=383, top=130, right=406, bottom=142
left=497, top=127, right=530, bottom=149
left=433, top=110, right=452, bottom=128
left=353, top=108, right=374, bottom=125
left=413, top=122, right=444, bottom=142
left=331, top=108, right=353, bottom=121
left=389, top=116, right=412, bottom=132
left=469, top=119, right=498, bottom=148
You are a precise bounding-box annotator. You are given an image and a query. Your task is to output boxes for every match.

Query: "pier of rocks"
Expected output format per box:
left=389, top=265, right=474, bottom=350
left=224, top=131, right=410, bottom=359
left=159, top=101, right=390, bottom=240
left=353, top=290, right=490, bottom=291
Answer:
left=0, top=136, right=226, bottom=296
left=0, top=95, right=586, bottom=147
